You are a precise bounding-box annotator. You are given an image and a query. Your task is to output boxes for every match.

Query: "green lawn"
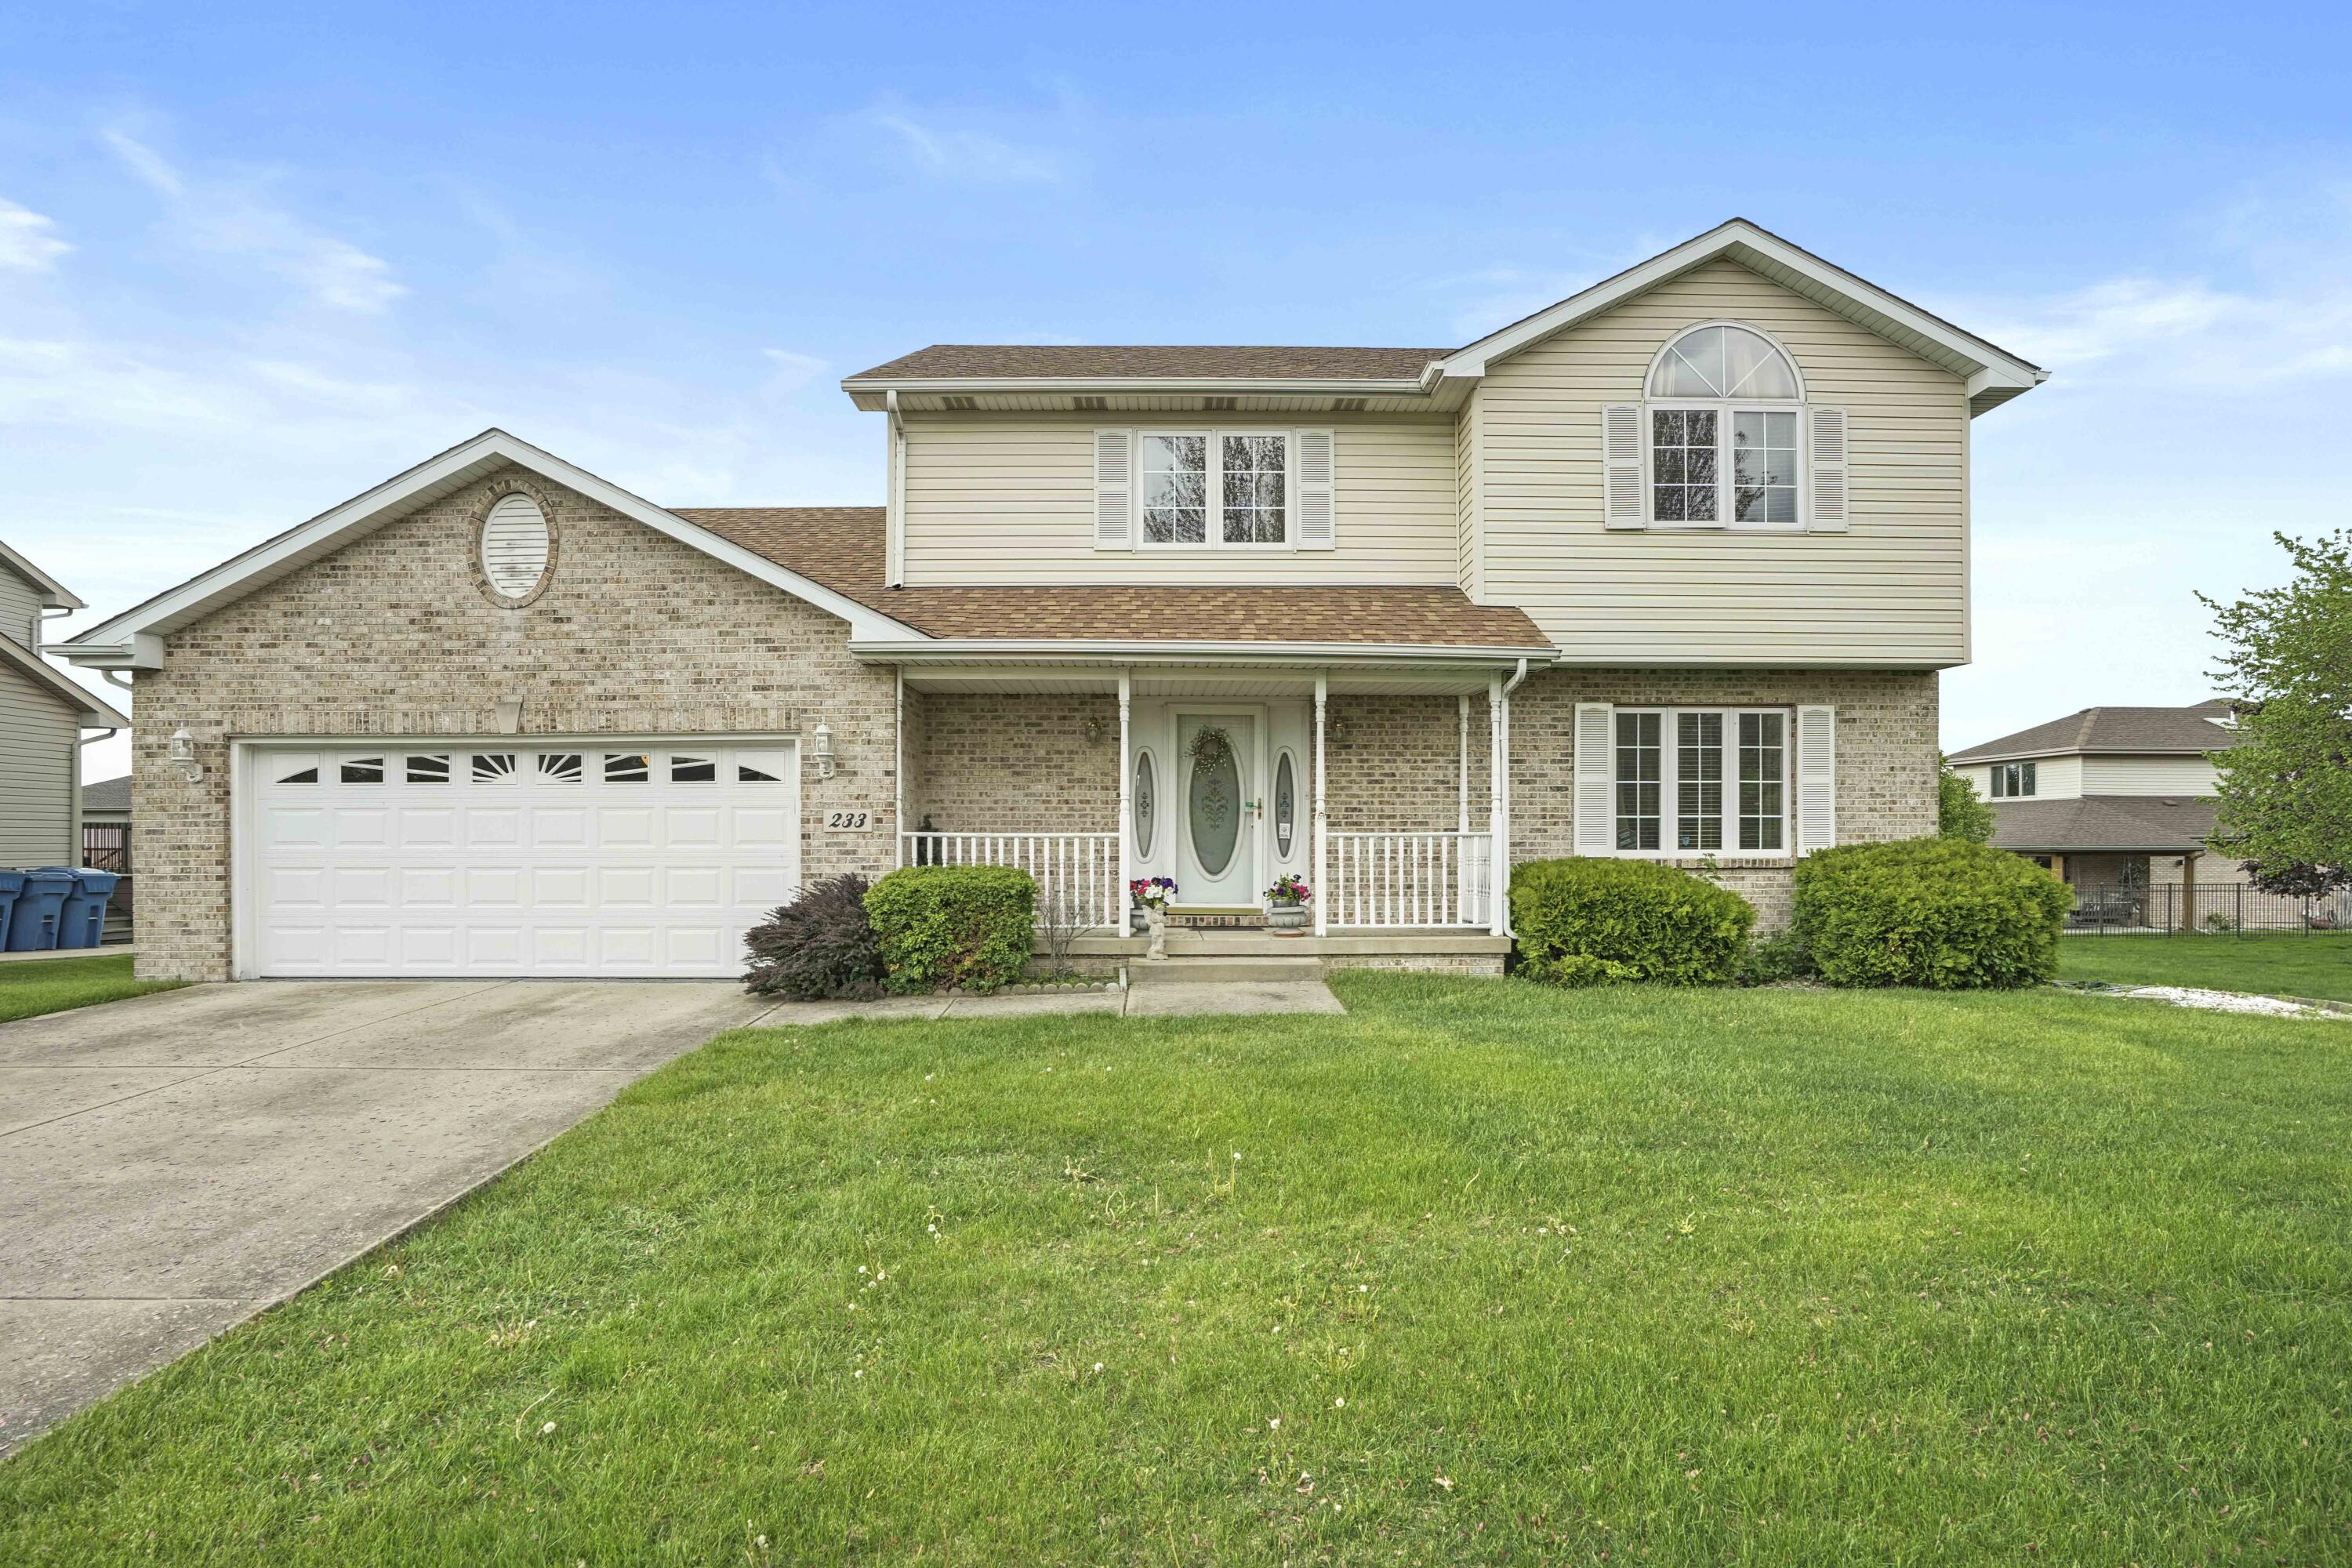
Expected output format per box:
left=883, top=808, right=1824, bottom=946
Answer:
left=2058, top=931, right=2352, bottom=1002
left=0, top=953, right=181, bottom=1023
left=5, top=976, right=2348, bottom=1564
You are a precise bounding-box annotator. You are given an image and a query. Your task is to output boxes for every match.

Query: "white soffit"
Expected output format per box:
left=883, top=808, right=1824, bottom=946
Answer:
left=1436, top=219, right=2048, bottom=416
left=63, top=428, right=924, bottom=659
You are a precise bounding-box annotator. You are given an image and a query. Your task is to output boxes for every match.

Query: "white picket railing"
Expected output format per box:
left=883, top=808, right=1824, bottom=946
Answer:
left=898, top=832, right=1123, bottom=930
left=1325, top=831, right=1494, bottom=928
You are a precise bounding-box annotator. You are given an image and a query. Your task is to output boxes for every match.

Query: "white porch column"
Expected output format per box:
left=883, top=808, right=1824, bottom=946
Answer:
left=1313, top=674, right=1329, bottom=937
left=1116, top=669, right=1132, bottom=933
left=1487, top=675, right=1508, bottom=937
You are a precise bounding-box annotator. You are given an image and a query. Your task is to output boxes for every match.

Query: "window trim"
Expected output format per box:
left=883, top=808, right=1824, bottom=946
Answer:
left=1991, top=760, right=2038, bottom=798
left=1608, top=705, right=1793, bottom=859
left=1131, top=427, right=1299, bottom=553
left=1640, top=321, right=1809, bottom=533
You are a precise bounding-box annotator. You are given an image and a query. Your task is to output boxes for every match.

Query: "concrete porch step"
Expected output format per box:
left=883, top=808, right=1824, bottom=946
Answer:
left=1126, top=956, right=1326, bottom=985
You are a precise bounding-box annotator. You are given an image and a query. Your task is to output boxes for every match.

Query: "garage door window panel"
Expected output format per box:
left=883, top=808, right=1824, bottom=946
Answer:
left=339, top=757, right=385, bottom=784
left=405, top=754, right=451, bottom=785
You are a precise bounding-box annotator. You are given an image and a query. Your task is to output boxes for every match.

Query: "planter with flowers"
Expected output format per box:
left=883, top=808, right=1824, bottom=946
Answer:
left=1265, top=873, right=1312, bottom=933
left=1130, top=876, right=1178, bottom=958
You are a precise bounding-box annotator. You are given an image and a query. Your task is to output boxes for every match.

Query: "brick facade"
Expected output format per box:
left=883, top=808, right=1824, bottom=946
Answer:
left=132, top=467, right=896, bottom=981
left=135, top=462, right=1937, bottom=978
left=1508, top=667, right=1940, bottom=927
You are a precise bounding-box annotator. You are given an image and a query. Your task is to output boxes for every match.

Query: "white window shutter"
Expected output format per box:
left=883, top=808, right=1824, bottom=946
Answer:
left=1795, top=705, right=1836, bottom=853
left=1602, top=405, right=1646, bottom=529
left=1808, top=407, right=1849, bottom=532
left=1295, top=429, right=1336, bottom=550
left=1574, top=702, right=1615, bottom=854
left=1094, top=429, right=1134, bottom=550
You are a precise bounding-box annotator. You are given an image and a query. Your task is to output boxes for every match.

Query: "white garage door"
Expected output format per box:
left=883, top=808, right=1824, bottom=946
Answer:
left=249, top=742, right=800, bottom=978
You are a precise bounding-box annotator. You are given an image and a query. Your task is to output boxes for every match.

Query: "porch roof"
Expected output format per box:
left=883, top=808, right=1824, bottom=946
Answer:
left=674, top=506, right=1555, bottom=657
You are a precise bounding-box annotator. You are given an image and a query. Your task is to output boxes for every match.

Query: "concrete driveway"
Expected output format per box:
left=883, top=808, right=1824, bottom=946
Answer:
left=0, top=979, right=768, bottom=1455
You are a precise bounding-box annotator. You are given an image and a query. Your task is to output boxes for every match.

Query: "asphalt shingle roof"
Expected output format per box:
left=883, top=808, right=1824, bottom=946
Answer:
left=671, top=506, right=1552, bottom=650
left=1947, top=702, right=2239, bottom=764
left=844, top=345, right=1447, bottom=383
left=1987, top=795, right=2220, bottom=853
left=82, top=775, right=130, bottom=814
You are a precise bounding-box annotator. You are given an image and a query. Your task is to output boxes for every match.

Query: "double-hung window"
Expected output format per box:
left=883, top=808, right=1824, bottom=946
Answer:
left=1140, top=430, right=1290, bottom=547
left=1613, top=707, right=1789, bottom=854
left=1645, top=324, right=1806, bottom=529
left=1990, top=760, right=2036, bottom=798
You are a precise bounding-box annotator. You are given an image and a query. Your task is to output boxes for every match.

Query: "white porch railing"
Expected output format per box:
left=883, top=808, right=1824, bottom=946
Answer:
left=1326, top=831, right=1494, bottom=928
left=898, top=832, right=1123, bottom=930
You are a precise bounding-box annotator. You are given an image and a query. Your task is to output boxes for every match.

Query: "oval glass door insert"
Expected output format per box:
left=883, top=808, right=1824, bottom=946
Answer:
left=1274, top=751, right=1296, bottom=858
left=1189, top=735, right=1241, bottom=877
left=1134, top=750, right=1157, bottom=857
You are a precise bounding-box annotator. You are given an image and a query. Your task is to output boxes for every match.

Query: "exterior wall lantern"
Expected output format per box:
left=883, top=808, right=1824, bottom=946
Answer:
left=811, top=720, right=837, bottom=780
left=168, top=726, right=204, bottom=782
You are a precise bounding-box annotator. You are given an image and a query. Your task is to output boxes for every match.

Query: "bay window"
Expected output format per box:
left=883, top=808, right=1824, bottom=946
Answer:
left=1613, top=707, right=1788, bottom=854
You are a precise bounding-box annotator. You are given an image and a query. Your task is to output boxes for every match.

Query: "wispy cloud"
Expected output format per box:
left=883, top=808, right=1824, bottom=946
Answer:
left=858, top=100, right=1069, bottom=185
left=101, top=128, right=406, bottom=314
left=760, top=348, right=828, bottom=393
left=0, top=198, right=71, bottom=272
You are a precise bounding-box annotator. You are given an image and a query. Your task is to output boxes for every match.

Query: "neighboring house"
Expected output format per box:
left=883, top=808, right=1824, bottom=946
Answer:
left=59, top=218, right=2046, bottom=983
left=1, top=538, right=129, bottom=872
left=81, top=775, right=131, bottom=870
left=1947, top=701, right=2247, bottom=897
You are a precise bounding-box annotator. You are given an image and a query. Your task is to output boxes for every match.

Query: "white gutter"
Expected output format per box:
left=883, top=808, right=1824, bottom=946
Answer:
left=851, top=638, right=1557, bottom=666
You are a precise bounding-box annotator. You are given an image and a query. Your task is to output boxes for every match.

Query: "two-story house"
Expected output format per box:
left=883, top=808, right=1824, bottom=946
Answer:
left=1949, top=700, right=2249, bottom=897
left=59, top=220, right=2045, bottom=982
left=2, top=538, right=129, bottom=872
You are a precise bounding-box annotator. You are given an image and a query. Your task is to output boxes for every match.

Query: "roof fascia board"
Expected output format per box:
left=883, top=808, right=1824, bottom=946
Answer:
left=852, top=638, right=1557, bottom=666
left=0, top=539, right=84, bottom=608
left=1952, top=742, right=2230, bottom=764
left=1, top=634, right=129, bottom=726
left=841, top=375, right=1431, bottom=397
left=64, top=430, right=927, bottom=653
left=1437, top=220, right=2046, bottom=403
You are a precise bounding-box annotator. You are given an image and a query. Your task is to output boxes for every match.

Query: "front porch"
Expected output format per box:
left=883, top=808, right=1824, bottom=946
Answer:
left=891, top=656, right=1527, bottom=967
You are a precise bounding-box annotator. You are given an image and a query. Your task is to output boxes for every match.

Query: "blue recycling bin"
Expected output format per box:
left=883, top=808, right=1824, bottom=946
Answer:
left=51, top=868, right=121, bottom=950
left=0, top=870, right=24, bottom=952
left=3, top=870, right=75, bottom=952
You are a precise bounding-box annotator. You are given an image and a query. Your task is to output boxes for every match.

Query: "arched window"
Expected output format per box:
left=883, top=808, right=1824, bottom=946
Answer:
left=1640, top=323, right=1807, bottom=529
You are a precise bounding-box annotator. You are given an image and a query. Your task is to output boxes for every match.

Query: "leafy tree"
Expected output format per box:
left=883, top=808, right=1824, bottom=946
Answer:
left=1937, top=756, right=1994, bottom=843
left=2201, top=530, right=2352, bottom=883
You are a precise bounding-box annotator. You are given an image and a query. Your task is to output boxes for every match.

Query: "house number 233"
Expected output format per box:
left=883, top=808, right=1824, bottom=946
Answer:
left=825, top=810, right=873, bottom=830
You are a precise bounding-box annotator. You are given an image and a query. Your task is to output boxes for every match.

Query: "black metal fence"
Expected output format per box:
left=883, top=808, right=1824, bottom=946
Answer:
left=2066, top=883, right=2352, bottom=935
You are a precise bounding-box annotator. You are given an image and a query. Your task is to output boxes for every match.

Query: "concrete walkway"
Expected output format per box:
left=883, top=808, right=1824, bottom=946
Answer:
left=0, top=979, right=766, bottom=1455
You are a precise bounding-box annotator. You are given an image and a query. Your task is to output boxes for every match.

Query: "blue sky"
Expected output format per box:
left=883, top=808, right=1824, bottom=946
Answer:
left=6, top=2, right=2348, bottom=780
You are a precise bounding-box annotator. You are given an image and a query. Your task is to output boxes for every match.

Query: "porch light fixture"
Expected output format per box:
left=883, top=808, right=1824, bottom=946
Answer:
left=168, top=725, right=203, bottom=783
left=1082, top=717, right=1105, bottom=743
left=811, top=720, right=837, bottom=780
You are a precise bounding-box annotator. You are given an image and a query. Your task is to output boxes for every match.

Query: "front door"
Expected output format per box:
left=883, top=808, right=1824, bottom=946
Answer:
left=1174, top=711, right=1259, bottom=908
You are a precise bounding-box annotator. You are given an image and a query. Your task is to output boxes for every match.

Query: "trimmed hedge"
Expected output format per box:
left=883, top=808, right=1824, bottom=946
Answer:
left=742, top=873, right=886, bottom=1000
left=1792, top=837, right=2072, bottom=989
left=863, top=865, right=1036, bottom=995
left=1509, top=857, right=1756, bottom=987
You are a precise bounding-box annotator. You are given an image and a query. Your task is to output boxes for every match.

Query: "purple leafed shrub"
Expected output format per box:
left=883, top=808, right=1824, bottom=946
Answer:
left=742, top=874, right=887, bottom=1000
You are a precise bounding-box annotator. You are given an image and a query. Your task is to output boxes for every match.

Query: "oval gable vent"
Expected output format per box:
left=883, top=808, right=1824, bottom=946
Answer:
left=480, top=494, right=551, bottom=601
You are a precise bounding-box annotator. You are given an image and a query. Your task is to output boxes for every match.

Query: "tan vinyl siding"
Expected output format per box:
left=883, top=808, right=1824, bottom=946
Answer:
left=1454, top=386, right=1485, bottom=600
left=899, top=413, right=1461, bottom=586
left=1472, top=257, right=1971, bottom=666
left=1963, top=754, right=2083, bottom=801
left=0, top=660, right=78, bottom=867
left=0, top=568, right=43, bottom=650
left=2081, top=753, right=2222, bottom=796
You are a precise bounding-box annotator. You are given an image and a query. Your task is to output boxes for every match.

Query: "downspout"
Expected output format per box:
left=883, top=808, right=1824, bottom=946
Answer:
left=885, top=390, right=906, bottom=589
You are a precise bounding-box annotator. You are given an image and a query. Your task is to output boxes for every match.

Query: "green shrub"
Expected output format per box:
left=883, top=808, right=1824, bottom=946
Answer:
left=1508, top=858, right=1756, bottom=986
left=864, top=865, right=1037, bottom=994
left=1732, top=926, right=1814, bottom=986
left=742, top=873, right=885, bottom=1000
left=1792, top=837, right=2073, bottom=989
